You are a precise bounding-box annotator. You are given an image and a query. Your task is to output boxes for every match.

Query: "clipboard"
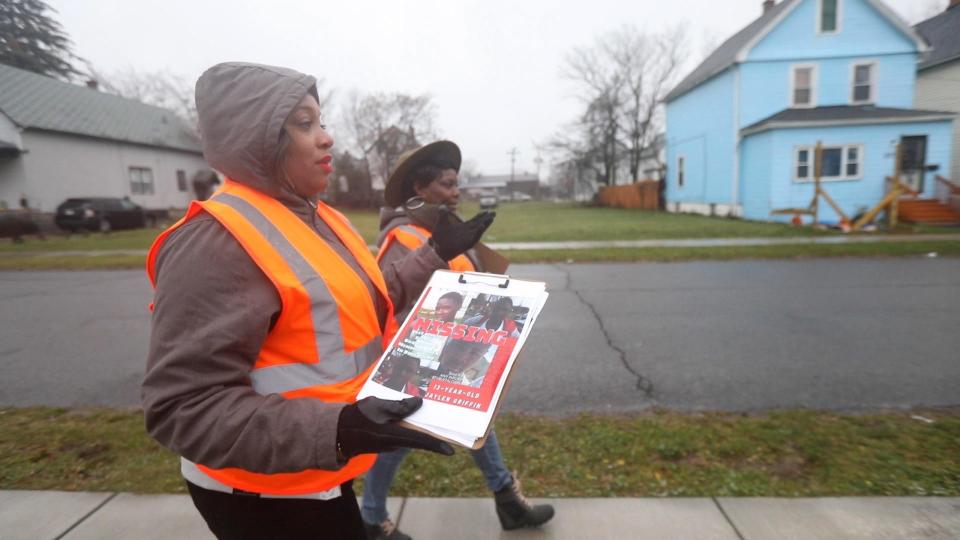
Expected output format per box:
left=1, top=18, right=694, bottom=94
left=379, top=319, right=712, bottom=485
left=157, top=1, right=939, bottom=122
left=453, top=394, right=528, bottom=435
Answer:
left=474, top=242, right=510, bottom=275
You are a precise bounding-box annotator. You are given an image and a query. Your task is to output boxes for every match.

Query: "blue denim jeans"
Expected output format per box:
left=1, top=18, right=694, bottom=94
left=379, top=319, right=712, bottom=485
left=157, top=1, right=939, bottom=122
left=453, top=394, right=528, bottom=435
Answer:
left=360, top=429, right=512, bottom=524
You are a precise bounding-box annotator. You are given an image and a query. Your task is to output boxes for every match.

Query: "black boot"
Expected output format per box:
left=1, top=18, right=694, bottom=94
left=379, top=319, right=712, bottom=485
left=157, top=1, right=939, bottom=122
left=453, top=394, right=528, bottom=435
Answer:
left=364, top=518, right=412, bottom=540
left=493, top=472, right=555, bottom=530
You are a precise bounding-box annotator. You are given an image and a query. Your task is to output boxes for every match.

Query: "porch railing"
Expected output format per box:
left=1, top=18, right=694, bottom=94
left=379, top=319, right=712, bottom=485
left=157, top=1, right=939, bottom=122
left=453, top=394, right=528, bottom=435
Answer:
left=934, top=175, right=960, bottom=205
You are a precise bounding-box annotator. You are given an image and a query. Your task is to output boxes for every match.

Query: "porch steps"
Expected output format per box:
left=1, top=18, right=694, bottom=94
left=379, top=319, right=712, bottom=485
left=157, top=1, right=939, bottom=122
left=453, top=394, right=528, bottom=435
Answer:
left=898, top=199, right=960, bottom=225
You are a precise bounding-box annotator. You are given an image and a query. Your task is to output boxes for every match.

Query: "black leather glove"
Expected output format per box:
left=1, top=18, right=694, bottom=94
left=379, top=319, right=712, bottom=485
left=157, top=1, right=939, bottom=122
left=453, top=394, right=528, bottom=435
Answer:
left=429, top=208, right=496, bottom=261
left=337, top=396, right=454, bottom=461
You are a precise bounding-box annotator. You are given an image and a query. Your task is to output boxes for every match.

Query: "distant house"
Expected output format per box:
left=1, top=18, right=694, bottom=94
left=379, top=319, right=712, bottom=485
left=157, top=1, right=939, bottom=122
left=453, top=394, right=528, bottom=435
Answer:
left=665, top=0, right=955, bottom=222
left=0, top=64, right=209, bottom=213
left=462, top=173, right=540, bottom=199
left=915, top=1, right=960, bottom=183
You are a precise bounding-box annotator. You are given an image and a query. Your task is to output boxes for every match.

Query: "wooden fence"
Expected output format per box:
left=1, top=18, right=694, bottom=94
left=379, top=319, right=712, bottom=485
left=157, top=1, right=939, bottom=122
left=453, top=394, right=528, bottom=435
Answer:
left=597, top=180, right=660, bottom=210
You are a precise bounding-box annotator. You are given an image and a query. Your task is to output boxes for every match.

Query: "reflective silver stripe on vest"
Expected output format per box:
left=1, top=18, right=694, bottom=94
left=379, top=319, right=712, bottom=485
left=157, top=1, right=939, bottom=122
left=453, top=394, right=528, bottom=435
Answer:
left=397, top=225, right=429, bottom=243
left=250, top=336, right=382, bottom=394
left=180, top=458, right=342, bottom=500
left=212, top=192, right=382, bottom=391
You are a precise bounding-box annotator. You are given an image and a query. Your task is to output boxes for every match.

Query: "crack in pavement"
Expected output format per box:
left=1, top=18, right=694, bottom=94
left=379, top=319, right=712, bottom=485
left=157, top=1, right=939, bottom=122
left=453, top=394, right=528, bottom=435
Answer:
left=553, top=264, right=655, bottom=400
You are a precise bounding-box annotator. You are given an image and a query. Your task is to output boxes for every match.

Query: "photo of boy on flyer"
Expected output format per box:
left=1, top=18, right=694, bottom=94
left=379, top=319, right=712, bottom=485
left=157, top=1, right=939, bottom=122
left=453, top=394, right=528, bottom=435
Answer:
left=372, top=352, right=424, bottom=397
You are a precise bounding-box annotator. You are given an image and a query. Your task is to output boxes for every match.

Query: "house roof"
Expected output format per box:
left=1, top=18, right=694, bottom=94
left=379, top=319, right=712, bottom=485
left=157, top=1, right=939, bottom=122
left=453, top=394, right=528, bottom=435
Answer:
left=666, top=0, right=798, bottom=102
left=0, top=139, right=20, bottom=155
left=0, top=63, right=201, bottom=153
left=915, top=5, right=960, bottom=71
left=741, top=105, right=955, bottom=135
left=666, top=0, right=928, bottom=103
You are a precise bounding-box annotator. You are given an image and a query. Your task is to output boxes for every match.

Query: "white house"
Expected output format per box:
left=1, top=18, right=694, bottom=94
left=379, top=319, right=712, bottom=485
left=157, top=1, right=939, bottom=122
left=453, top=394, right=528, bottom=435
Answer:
left=915, top=1, right=960, bottom=183
left=0, top=64, right=210, bottom=213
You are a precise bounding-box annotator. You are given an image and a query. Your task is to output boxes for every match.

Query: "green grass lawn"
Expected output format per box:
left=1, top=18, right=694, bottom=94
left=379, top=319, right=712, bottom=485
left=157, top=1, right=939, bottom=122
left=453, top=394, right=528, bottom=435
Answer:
left=1, top=203, right=832, bottom=253
left=0, top=203, right=956, bottom=270
left=0, top=228, right=162, bottom=253
left=346, top=202, right=838, bottom=244
left=1, top=408, right=957, bottom=496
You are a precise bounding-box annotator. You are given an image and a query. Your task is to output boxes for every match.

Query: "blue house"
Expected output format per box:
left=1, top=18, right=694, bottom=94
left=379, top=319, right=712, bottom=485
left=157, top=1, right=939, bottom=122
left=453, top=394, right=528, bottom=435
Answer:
left=665, top=0, right=955, bottom=223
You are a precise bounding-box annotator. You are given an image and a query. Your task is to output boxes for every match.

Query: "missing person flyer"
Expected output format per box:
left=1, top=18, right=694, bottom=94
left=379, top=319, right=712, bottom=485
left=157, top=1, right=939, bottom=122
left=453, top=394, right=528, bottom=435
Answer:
left=358, top=270, right=548, bottom=447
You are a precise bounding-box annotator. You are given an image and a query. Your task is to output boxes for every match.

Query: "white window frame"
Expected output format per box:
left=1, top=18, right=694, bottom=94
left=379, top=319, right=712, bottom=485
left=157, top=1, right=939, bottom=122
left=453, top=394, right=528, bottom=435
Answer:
left=844, top=145, right=861, bottom=178
left=793, top=144, right=864, bottom=182
left=794, top=147, right=813, bottom=180
left=850, top=61, right=878, bottom=105
left=677, top=156, right=685, bottom=188
left=790, top=63, right=818, bottom=108
left=817, top=0, right=842, bottom=35
left=129, top=166, right=155, bottom=195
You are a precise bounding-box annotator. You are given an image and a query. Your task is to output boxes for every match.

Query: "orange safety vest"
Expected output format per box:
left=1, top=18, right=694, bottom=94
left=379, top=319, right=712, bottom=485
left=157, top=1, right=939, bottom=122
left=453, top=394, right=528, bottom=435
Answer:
left=377, top=222, right=476, bottom=273
left=146, top=179, right=398, bottom=496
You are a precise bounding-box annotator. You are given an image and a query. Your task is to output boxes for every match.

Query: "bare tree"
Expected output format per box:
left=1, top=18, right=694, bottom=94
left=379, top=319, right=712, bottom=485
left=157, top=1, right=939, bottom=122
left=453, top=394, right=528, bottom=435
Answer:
left=562, top=40, right=626, bottom=185
left=342, top=90, right=437, bottom=202
left=555, top=26, right=687, bottom=187
left=611, top=26, right=686, bottom=182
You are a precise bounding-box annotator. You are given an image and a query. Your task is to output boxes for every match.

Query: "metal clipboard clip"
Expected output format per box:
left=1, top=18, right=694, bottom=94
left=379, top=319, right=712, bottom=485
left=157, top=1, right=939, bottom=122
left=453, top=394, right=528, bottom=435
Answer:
left=458, top=271, right=511, bottom=289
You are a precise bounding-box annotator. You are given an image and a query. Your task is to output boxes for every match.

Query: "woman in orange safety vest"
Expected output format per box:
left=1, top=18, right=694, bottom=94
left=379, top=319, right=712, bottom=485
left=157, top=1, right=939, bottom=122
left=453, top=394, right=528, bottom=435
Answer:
left=142, top=62, right=470, bottom=540
left=362, top=141, right=555, bottom=539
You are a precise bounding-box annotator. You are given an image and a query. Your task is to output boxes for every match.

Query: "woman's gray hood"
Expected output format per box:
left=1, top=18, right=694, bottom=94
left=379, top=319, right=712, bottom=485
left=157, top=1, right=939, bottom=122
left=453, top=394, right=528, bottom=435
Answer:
left=195, top=62, right=319, bottom=197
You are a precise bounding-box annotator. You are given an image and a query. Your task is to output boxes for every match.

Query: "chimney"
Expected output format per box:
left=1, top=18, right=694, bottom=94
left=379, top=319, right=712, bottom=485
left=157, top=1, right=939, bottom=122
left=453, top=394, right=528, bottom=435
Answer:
left=763, top=0, right=775, bottom=13
left=85, top=79, right=99, bottom=90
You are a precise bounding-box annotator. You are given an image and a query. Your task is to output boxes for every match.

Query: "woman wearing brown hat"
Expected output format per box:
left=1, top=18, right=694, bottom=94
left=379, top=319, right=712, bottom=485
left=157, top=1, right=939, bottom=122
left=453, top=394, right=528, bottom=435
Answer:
left=362, top=141, right=555, bottom=540
left=142, top=63, right=456, bottom=539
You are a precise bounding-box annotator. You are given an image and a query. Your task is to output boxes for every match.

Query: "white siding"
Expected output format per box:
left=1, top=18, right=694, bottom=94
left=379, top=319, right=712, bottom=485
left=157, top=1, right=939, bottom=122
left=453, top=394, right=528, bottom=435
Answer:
left=916, top=60, right=960, bottom=182
left=0, top=130, right=208, bottom=212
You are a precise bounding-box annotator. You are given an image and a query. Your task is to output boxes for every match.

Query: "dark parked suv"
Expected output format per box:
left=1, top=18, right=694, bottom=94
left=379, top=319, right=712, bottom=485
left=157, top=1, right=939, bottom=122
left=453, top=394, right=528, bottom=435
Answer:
left=55, top=197, right=149, bottom=232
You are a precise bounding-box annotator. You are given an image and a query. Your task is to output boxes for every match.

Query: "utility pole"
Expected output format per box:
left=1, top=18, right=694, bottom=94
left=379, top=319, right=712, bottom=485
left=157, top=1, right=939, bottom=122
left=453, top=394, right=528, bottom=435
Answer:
left=533, top=148, right=544, bottom=200
left=507, top=147, right=520, bottom=182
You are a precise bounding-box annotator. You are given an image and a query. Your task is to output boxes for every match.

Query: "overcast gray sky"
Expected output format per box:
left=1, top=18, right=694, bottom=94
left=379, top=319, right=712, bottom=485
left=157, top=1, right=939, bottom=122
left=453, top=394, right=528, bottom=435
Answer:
left=49, top=0, right=948, bottom=177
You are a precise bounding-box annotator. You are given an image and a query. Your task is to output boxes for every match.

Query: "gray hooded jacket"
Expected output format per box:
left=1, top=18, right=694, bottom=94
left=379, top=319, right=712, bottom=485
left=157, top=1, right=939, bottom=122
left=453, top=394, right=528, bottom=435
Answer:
left=142, top=62, right=445, bottom=474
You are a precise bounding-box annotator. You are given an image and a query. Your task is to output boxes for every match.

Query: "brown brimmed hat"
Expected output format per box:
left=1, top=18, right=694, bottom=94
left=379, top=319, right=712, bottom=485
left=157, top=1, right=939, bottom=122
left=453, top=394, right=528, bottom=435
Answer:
left=384, top=140, right=461, bottom=207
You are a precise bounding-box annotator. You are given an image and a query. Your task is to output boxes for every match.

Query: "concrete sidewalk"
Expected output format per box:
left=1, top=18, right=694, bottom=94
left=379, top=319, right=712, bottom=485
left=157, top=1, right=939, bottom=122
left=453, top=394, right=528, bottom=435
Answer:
left=2, top=491, right=958, bottom=540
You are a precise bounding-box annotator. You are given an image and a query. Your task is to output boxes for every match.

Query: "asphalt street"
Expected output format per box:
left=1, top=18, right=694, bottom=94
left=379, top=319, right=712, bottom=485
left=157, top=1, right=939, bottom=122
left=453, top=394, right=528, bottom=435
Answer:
left=1, top=258, right=958, bottom=412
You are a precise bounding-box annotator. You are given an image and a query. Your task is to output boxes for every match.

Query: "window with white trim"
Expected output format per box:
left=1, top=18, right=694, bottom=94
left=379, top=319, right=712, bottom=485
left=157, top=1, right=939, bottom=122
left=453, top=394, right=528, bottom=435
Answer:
left=791, top=65, right=816, bottom=108
left=129, top=167, right=155, bottom=195
left=820, top=0, right=839, bottom=33
left=794, top=144, right=862, bottom=181
left=845, top=146, right=860, bottom=176
left=796, top=148, right=811, bottom=179
left=852, top=63, right=875, bottom=104
left=677, top=156, right=685, bottom=187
